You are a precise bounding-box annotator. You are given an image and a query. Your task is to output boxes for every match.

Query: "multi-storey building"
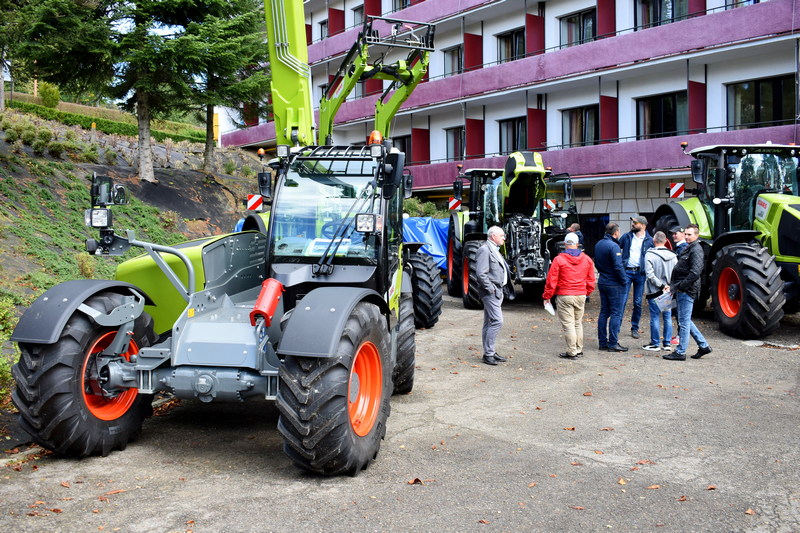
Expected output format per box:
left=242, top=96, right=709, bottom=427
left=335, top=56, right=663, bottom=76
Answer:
left=219, top=0, right=799, bottom=245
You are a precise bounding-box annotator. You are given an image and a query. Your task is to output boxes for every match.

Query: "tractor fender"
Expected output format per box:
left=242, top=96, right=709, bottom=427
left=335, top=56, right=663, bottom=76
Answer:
left=11, top=279, right=155, bottom=345
left=277, top=287, right=390, bottom=358
left=653, top=202, right=693, bottom=230
left=707, top=230, right=762, bottom=265
left=449, top=213, right=463, bottom=244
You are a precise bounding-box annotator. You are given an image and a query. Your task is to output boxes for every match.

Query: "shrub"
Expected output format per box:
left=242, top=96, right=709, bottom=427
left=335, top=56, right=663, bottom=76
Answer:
left=241, top=165, right=255, bottom=178
left=223, top=159, right=237, bottom=174
left=75, top=253, right=95, bottom=278
left=64, top=130, right=77, bottom=142
left=39, top=82, right=61, bottom=108
left=37, top=128, right=53, bottom=143
left=4, top=129, right=18, bottom=143
left=47, top=141, right=66, bottom=158
left=79, top=145, right=99, bottom=163
left=104, top=148, right=117, bottom=165
left=21, top=127, right=37, bottom=145
left=32, top=139, right=48, bottom=154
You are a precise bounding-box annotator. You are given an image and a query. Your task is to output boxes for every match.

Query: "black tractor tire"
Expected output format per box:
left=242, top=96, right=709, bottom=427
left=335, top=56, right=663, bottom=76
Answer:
left=277, top=302, right=392, bottom=476
left=446, top=221, right=462, bottom=296
left=653, top=213, right=680, bottom=250
left=461, top=240, right=483, bottom=309
left=11, top=291, right=156, bottom=458
left=392, top=294, right=416, bottom=395
left=710, top=243, right=785, bottom=338
left=408, top=252, right=443, bottom=328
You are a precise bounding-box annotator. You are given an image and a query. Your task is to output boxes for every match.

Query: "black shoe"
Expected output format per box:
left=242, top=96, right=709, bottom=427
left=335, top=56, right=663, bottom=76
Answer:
left=598, top=345, right=608, bottom=351
left=559, top=352, right=578, bottom=360
left=492, top=353, right=508, bottom=362
left=576, top=352, right=584, bottom=357
left=663, top=352, right=686, bottom=361
left=607, top=344, right=629, bottom=352
left=631, top=330, right=640, bottom=339
left=691, top=346, right=712, bottom=359
left=482, top=355, right=498, bottom=366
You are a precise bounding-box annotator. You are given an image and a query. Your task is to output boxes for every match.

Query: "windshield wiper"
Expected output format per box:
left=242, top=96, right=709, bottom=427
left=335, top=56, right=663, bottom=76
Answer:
left=312, top=180, right=377, bottom=276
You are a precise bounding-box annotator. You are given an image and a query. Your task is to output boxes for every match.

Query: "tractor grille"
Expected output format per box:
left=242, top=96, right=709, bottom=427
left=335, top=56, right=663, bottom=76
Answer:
left=777, top=209, right=800, bottom=258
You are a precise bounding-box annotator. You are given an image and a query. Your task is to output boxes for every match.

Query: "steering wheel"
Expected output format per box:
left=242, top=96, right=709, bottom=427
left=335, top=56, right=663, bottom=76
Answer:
left=320, top=221, right=343, bottom=239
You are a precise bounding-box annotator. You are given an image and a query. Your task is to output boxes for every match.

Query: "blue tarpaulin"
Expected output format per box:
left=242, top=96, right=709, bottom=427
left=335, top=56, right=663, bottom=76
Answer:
left=402, top=217, right=448, bottom=270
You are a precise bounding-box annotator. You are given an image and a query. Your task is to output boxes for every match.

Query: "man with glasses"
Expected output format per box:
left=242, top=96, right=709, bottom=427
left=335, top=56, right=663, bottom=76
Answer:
left=476, top=226, right=510, bottom=365
left=664, top=224, right=712, bottom=361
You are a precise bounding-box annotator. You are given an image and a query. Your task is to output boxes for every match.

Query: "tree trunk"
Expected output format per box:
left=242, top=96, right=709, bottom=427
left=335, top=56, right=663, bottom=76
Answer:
left=136, top=92, right=156, bottom=183
left=202, top=103, right=216, bottom=172
left=0, top=48, right=6, bottom=112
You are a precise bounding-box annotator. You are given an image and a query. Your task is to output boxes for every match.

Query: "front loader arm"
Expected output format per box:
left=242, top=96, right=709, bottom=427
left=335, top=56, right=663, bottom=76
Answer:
left=264, top=0, right=315, bottom=146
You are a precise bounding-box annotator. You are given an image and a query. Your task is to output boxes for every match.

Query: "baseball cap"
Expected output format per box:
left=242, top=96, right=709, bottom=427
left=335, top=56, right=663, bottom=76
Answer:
left=630, top=215, right=647, bottom=225
left=670, top=226, right=685, bottom=233
left=564, top=233, right=579, bottom=245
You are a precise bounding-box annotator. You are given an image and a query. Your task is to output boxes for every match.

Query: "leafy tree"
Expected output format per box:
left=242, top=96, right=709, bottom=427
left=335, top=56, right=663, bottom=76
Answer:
left=19, top=0, right=202, bottom=182
left=176, top=0, right=271, bottom=172
left=0, top=0, right=31, bottom=112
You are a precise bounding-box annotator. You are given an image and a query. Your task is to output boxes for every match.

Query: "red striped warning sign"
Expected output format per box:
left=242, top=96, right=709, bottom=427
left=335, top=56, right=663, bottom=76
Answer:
left=544, top=199, right=557, bottom=210
left=449, top=197, right=461, bottom=210
left=669, top=183, right=685, bottom=199
left=247, top=194, right=263, bottom=211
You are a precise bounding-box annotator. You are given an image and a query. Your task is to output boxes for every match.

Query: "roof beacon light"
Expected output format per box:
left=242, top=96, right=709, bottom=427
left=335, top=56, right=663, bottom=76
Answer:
left=368, top=131, right=384, bottom=158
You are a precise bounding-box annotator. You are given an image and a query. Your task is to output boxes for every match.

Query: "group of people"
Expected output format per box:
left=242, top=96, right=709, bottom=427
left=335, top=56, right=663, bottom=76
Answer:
left=475, top=217, right=712, bottom=365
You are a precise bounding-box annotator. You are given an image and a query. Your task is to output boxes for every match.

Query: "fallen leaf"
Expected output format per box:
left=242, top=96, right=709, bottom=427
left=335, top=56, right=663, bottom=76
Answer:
left=61, top=482, right=71, bottom=488
left=49, top=508, right=63, bottom=514
left=583, top=392, right=593, bottom=396
left=478, top=519, right=490, bottom=524
left=706, top=485, right=717, bottom=491
left=630, top=466, right=640, bottom=471
left=104, top=489, right=127, bottom=495
left=600, top=427, right=614, bottom=431
left=636, top=460, right=656, bottom=465
left=594, top=450, right=604, bottom=455
left=528, top=482, right=538, bottom=488
left=745, top=508, right=756, bottom=515
left=563, top=427, right=576, bottom=431
left=98, top=496, right=109, bottom=503
left=617, top=478, right=627, bottom=485
left=677, top=495, right=687, bottom=501
left=535, top=406, right=543, bottom=411
left=569, top=506, right=585, bottom=510
left=646, top=485, right=660, bottom=490
left=407, top=478, right=425, bottom=485
left=570, top=462, right=583, bottom=466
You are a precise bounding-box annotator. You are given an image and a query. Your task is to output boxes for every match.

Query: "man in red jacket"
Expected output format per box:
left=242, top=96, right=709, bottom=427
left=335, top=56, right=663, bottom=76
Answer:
left=543, top=232, right=596, bottom=359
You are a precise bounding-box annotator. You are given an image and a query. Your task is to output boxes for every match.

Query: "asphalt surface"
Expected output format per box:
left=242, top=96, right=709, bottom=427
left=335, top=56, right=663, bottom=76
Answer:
left=1, top=290, right=798, bottom=532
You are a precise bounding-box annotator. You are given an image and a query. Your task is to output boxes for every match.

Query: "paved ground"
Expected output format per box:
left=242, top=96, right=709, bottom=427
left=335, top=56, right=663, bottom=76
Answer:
left=1, top=291, right=798, bottom=532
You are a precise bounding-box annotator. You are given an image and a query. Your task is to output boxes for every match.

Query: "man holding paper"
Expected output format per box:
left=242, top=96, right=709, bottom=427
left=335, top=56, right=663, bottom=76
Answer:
left=642, top=231, right=677, bottom=351
left=543, top=233, right=596, bottom=359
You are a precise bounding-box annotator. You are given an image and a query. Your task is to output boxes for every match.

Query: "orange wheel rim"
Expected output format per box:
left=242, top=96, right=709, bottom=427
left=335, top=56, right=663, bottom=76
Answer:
left=718, top=267, right=741, bottom=318
left=348, top=341, right=382, bottom=437
left=447, top=240, right=454, bottom=282
left=82, top=331, right=139, bottom=421
left=462, top=255, right=470, bottom=295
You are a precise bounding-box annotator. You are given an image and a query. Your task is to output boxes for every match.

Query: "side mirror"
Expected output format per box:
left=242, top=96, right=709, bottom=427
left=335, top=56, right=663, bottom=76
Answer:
left=690, top=159, right=705, bottom=184
left=453, top=180, right=463, bottom=200
left=91, top=174, right=128, bottom=206
left=258, top=171, right=272, bottom=202
left=382, top=151, right=405, bottom=199
left=563, top=182, right=573, bottom=203
left=403, top=169, right=413, bottom=200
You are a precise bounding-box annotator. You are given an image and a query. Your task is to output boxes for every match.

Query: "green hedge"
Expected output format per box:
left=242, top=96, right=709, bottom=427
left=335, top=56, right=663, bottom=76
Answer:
left=5, top=100, right=206, bottom=144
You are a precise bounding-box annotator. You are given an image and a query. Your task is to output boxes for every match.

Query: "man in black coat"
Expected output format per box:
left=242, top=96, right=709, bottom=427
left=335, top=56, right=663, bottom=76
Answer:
left=594, top=222, right=628, bottom=352
left=663, top=224, right=712, bottom=361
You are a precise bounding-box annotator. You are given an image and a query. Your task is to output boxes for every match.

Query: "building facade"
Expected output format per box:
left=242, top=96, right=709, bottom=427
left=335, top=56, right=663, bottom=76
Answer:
left=219, top=0, right=799, bottom=244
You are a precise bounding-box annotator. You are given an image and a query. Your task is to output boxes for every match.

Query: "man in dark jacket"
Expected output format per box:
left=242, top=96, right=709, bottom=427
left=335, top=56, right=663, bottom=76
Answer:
left=619, top=215, right=654, bottom=340
left=594, top=223, right=628, bottom=352
left=664, top=224, right=712, bottom=361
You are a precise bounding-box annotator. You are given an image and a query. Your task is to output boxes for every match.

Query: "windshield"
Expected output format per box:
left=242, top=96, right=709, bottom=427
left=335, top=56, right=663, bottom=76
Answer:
left=729, top=153, right=799, bottom=195
left=270, top=160, right=380, bottom=264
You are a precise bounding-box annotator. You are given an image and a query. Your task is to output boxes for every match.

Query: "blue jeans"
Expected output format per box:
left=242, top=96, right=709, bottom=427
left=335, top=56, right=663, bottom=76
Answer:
left=675, top=292, right=708, bottom=355
left=598, top=283, right=625, bottom=348
left=622, top=270, right=646, bottom=332
left=647, top=297, right=673, bottom=347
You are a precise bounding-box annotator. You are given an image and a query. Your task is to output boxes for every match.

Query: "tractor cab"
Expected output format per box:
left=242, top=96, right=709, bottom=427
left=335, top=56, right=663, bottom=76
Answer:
left=541, top=174, right=578, bottom=235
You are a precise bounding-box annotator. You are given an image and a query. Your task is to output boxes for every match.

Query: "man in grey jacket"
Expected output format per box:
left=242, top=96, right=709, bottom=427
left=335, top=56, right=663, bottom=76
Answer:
left=642, top=231, right=677, bottom=351
left=476, top=226, right=509, bottom=365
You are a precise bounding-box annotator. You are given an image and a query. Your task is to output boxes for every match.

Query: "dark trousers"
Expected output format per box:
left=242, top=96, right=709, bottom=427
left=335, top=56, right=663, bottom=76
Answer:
left=622, top=270, right=646, bottom=332
left=598, top=283, right=625, bottom=348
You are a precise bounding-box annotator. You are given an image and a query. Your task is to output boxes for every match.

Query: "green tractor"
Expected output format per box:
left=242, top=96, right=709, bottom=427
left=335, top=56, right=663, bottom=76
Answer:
left=10, top=136, right=442, bottom=476
left=652, top=142, right=800, bottom=338
left=446, top=151, right=578, bottom=307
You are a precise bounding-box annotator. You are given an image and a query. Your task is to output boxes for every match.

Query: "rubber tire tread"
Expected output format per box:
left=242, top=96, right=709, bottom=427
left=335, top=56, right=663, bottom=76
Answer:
left=408, top=252, right=443, bottom=328
left=276, top=302, right=391, bottom=476
left=11, top=291, right=155, bottom=458
left=462, top=241, right=483, bottom=309
left=446, top=221, right=462, bottom=296
left=711, top=243, right=785, bottom=338
left=392, top=294, right=416, bottom=394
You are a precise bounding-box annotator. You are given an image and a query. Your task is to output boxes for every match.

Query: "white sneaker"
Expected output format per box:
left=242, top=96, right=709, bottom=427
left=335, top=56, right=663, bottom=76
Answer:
left=642, top=344, right=661, bottom=351
left=661, top=344, right=673, bottom=351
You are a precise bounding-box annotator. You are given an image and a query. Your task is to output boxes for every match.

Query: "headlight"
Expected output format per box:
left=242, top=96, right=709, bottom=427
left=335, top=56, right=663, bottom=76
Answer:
left=85, top=208, right=111, bottom=228
left=355, top=214, right=383, bottom=233
left=276, top=145, right=290, bottom=158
